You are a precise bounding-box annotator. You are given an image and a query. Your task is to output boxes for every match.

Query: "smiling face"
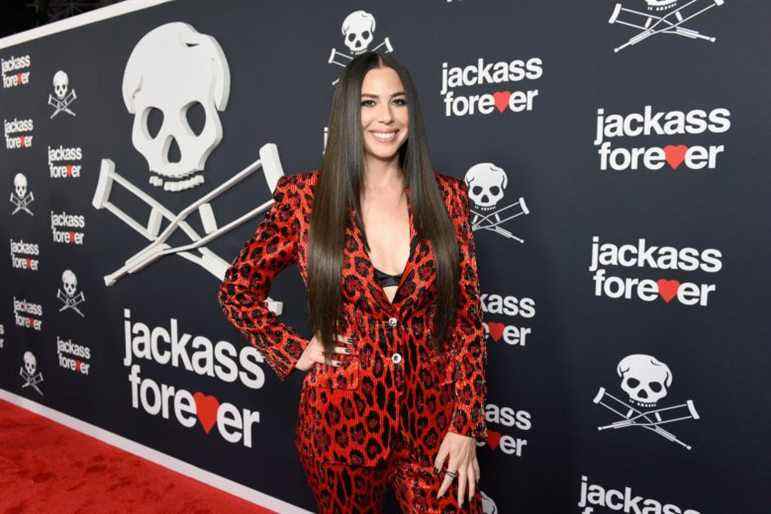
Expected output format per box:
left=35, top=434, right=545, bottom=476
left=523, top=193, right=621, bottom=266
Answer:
left=360, top=66, right=409, bottom=166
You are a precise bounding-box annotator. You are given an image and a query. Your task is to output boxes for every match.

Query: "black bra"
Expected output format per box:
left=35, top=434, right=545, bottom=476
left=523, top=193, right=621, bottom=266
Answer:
left=373, top=266, right=402, bottom=288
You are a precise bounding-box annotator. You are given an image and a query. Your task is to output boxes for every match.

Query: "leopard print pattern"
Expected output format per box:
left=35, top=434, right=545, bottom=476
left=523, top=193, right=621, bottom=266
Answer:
left=297, top=435, right=483, bottom=513
left=217, top=170, right=487, bottom=469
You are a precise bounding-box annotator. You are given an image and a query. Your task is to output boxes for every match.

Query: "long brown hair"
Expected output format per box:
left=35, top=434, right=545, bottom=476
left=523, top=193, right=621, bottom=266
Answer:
left=308, top=51, right=459, bottom=353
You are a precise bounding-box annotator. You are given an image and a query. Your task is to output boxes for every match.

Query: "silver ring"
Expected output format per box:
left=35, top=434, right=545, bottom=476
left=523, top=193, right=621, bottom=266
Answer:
left=445, top=470, right=457, bottom=478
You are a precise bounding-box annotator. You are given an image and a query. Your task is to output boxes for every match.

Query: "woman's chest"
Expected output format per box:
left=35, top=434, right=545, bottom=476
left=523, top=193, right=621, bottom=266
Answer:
left=360, top=199, right=411, bottom=276
left=296, top=215, right=438, bottom=312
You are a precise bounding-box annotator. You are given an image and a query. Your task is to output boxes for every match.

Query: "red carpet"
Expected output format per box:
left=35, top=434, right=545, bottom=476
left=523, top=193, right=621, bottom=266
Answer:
left=0, top=398, right=273, bottom=514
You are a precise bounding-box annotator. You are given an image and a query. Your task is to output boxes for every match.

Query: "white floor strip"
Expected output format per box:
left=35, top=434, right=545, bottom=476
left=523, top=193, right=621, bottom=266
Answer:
left=0, top=0, right=174, bottom=50
left=0, top=388, right=312, bottom=514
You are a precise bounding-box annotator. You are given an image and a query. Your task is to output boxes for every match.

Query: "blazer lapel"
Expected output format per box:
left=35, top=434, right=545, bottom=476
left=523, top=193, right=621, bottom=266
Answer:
left=389, top=203, right=420, bottom=305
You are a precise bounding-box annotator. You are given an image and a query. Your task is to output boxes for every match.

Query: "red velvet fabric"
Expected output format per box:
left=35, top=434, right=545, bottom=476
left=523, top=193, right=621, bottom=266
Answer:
left=0, top=398, right=273, bottom=513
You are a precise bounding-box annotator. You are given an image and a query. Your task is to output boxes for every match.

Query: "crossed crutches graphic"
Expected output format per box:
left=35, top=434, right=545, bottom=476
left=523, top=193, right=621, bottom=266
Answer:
left=470, top=198, right=530, bottom=243
left=608, top=0, right=725, bottom=53
left=48, top=90, right=77, bottom=118
left=20, top=368, right=44, bottom=396
left=10, top=192, right=34, bottom=215
left=57, top=289, right=86, bottom=317
left=593, top=386, right=700, bottom=450
left=328, top=38, right=394, bottom=86
left=91, top=143, right=286, bottom=314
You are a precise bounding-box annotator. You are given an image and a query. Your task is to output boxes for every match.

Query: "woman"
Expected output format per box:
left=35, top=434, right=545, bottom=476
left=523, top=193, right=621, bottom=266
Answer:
left=217, top=51, right=487, bottom=513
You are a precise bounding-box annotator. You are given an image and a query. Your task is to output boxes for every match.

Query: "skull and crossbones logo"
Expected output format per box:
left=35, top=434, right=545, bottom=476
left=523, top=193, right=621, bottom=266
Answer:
left=20, top=351, right=44, bottom=396
left=91, top=23, right=284, bottom=315
left=608, top=0, right=725, bottom=53
left=10, top=173, right=34, bottom=216
left=464, top=163, right=530, bottom=244
left=48, top=70, right=78, bottom=118
left=327, top=10, right=395, bottom=86
left=57, top=269, right=86, bottom=317
left=593, top=354, right=700, bottom=450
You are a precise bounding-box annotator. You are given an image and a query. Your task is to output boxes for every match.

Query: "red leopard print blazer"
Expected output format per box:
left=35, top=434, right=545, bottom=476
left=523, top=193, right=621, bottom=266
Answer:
left=217, top=170, right=487, bottom=467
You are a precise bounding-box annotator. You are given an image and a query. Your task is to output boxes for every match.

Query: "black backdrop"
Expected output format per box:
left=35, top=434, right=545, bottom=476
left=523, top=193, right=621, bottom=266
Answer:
left=2, top=1, right=769, bottom=513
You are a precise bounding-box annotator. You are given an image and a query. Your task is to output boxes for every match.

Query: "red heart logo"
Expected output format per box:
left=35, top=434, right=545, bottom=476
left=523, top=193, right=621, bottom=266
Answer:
left=664, top=145, right=688, bottom=170
left=487, top=430, right=502, bottom=450
left=657, top=279, right=680, bottom=303
left=486, top=322, right=505, bottom=342
left=493, top=91, right=511, bottom=112
left=193, top=392, right=220, bottom=434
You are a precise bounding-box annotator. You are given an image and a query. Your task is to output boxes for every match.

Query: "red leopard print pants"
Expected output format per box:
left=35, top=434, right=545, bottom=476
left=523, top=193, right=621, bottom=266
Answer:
left=297, top=432, right=483, bottom=514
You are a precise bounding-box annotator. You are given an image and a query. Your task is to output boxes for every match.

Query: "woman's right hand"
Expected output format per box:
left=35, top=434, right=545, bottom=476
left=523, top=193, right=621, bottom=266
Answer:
left=294, top=334, right=353, bottom=372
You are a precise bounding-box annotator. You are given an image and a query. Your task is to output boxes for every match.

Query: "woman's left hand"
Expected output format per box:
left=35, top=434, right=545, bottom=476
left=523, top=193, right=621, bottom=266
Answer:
left=434, top=430, right=480, bottom=507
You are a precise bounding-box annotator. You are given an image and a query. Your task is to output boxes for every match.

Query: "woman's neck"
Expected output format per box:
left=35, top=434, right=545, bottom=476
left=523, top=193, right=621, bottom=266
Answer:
left=362, top=162, right=404, bottom=195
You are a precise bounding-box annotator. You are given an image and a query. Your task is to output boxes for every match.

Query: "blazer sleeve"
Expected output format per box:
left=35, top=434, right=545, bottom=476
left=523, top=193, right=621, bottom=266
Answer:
left=447, top=179, right=489, bottom=443
left=216, top=175, right=309, bottom=381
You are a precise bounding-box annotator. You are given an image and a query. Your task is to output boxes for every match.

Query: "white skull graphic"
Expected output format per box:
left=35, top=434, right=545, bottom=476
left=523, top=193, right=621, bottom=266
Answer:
left=13, top=173, right=27, bottom=198
left=342, top=10, right=375, bottom=55
left=481, top=491, right=497, bottom=514
left=23, top=351, right=37, bottom=376
left=464, top=163, right=508, bottom=210
left=645, top=0, right=678, bottom=11
left=53, top=70, right=69, bottom=99
left=617, top=354, right=672, bottom=408
left=122, top=22, right=230, bottom=191
left=62, top=269, right=78, bottom=297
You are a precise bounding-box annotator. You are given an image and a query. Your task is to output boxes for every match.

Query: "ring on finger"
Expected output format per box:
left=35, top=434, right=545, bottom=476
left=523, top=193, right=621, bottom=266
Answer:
left=445, top=470, right=457, bottom=478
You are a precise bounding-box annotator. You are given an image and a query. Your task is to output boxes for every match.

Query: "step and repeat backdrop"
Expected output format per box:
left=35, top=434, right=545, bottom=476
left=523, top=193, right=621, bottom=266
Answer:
left=1, top=1, right=769, bottom=512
